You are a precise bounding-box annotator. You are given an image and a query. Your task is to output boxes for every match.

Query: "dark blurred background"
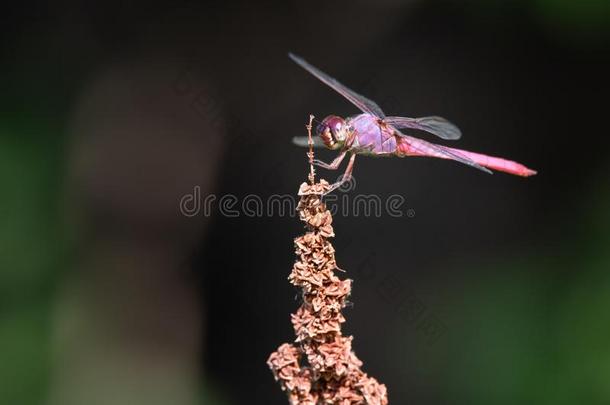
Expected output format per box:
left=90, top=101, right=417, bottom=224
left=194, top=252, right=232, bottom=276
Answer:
left=1, top=0, right=609, bottom=404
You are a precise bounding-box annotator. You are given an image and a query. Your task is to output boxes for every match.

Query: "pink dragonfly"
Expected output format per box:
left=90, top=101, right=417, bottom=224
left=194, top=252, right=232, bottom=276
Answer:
left=289, top=53, right=537, bottom=192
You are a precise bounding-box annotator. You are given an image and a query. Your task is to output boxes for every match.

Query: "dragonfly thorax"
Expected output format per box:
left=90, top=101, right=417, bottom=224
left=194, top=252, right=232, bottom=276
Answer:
left=317, top=115, right=347, bottom=150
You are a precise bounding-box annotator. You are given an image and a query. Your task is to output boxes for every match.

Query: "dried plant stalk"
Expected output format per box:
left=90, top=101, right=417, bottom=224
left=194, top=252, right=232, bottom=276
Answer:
left=267, top=117, right=388, bottom=404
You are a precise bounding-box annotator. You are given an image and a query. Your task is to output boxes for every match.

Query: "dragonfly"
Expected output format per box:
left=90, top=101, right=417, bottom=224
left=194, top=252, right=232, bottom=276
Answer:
left=289, top=53, right=536, bottom=192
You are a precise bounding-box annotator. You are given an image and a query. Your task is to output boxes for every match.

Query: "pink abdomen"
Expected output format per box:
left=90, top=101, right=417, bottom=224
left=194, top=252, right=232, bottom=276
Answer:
left=397, top=137, right=536, bottom=177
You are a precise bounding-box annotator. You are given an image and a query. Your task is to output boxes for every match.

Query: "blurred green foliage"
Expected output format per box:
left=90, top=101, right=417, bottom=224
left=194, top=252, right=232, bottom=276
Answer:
left=0, top=123, right=66, bottom=404
left=409, top=184, right=610, bottom=404
left=534, top=0, right=610, bottom=29
left=464, top=0, right=610, bottom=40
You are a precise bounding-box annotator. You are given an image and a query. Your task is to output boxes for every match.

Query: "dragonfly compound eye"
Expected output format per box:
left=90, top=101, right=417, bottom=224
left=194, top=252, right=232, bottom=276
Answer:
left=317, top=126, right=335, bottom=149
left=318, top=115, right=346, bottom=149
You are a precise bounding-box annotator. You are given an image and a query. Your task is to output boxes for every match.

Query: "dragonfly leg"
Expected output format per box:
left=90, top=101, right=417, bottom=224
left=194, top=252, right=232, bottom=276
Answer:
left=325, top=153, right=356, bottom=194
left=313, top=151, right=346, bottom=170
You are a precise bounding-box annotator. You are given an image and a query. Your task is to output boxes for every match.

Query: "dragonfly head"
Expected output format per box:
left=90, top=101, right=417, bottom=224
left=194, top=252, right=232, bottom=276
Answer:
left=317, top=115, right=347, bottom=150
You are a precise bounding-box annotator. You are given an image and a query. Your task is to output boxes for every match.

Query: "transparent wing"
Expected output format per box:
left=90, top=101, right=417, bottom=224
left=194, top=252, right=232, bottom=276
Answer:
left=289, top=53, right=386, bottom=119
left=292, top=136, right=326, bottom=148
left=385, top=116, right=461, bottom=140
left=396, top=130, right=492, bottom=174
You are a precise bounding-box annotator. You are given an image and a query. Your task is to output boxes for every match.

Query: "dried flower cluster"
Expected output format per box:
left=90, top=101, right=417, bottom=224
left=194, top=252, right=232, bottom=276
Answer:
left=267, top=179, right=388, bottom=404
